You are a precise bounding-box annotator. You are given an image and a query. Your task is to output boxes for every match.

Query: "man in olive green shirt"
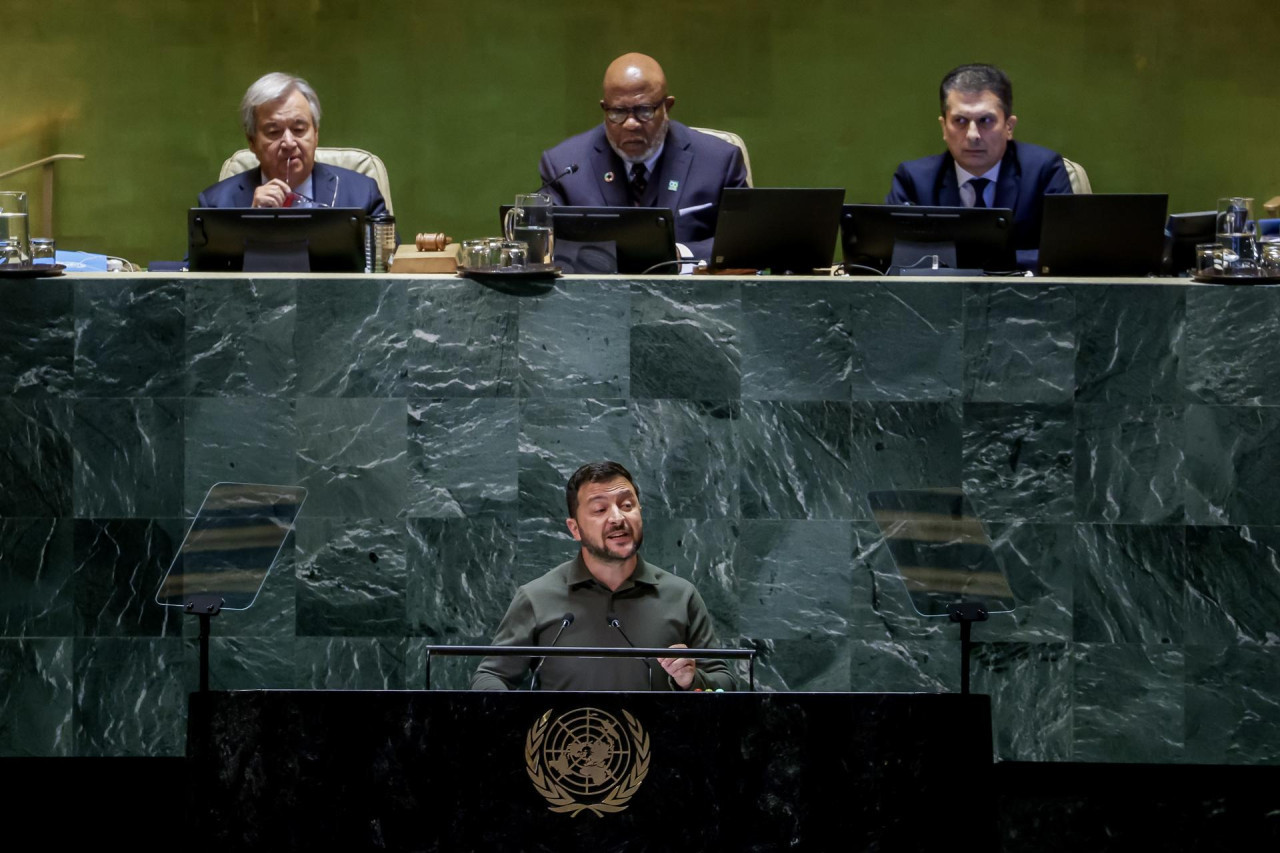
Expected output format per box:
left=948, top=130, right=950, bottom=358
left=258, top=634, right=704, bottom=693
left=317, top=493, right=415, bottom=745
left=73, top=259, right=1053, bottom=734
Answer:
left=470, top=461, right=735, bottom=691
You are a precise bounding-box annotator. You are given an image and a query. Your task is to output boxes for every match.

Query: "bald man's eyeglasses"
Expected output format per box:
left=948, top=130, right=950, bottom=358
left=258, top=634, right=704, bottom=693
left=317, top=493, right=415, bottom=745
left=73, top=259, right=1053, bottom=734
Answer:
left=602, top=103, right=664, bottom=124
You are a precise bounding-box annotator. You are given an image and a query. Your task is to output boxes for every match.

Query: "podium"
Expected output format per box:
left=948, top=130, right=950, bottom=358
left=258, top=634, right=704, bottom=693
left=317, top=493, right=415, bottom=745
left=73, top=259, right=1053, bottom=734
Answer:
left=188, top=690, right=993, bottom=851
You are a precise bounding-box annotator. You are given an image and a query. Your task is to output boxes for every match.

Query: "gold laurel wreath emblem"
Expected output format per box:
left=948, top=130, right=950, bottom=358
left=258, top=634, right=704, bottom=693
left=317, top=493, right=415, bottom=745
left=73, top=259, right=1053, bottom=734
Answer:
left=524, top=709, right=651, bottom=818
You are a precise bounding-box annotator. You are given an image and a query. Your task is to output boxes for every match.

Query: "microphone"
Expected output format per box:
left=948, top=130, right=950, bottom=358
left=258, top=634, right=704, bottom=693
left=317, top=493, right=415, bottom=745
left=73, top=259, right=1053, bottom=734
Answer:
left=606, top=611, right=653, bottom=691
left=535, top=163, right=578, bottom=195
left=529, top=612, right=574, bottom=691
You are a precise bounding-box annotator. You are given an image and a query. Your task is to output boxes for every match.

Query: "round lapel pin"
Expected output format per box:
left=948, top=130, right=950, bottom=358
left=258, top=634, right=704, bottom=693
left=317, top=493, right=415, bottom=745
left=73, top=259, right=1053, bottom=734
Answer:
left=604, top=171, right=615, bottom=183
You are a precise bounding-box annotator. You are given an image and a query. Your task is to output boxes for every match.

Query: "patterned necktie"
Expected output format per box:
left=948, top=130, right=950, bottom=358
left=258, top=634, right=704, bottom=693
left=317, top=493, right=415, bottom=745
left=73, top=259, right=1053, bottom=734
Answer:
left=629, top=163, right=648, bottom=202
left=968, top=177, right=990, bottom=209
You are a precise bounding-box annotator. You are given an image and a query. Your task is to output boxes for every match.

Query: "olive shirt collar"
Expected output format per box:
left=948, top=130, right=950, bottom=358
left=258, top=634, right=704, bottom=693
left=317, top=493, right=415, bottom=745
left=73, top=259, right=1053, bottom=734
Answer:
left=564, top=554, right=662, bottom=592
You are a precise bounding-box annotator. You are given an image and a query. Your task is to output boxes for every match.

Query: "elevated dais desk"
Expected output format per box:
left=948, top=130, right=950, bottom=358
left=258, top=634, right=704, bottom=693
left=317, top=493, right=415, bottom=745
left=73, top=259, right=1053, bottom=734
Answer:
left=188, top=690, right=993, bottom=851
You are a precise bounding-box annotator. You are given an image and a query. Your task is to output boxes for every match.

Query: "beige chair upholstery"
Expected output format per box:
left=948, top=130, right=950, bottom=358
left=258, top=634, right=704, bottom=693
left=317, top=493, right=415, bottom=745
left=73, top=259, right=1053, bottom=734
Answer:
left=218, top=147, right=395, bottom=215
left=691, top=127, right=754, bottom=188
left=1063, top=157, right=1091, bottom=195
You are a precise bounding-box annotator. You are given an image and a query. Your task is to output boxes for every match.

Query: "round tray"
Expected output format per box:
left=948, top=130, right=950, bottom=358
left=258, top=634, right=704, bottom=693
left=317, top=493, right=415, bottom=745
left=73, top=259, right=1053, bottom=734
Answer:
left=0, top=263, right=65, bottom=278
left=1192, top=272, right=1280, bottom=285
left=457, top=263, right=561, bottom=280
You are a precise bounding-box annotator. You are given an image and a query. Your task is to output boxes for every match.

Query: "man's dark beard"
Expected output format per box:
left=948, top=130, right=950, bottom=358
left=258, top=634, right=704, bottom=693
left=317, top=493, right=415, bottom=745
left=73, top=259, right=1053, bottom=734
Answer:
left=581, top=528, right=643, bottom=563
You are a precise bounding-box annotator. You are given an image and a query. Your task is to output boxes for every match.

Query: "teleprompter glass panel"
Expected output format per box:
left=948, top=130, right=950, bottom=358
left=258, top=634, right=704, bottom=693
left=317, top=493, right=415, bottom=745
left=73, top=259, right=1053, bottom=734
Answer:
left=155, top=482, right=307, bottom=611
left=867, top=488, right=1015, bottom=617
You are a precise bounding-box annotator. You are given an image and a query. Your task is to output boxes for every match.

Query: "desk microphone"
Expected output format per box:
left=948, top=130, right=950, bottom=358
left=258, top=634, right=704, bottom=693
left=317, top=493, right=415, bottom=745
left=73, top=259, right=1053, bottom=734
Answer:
left=535, top=163, right=579, bottom=195
left=529, top=612, right=574, bottom=691
left=607, top=611, right=654, bottom=691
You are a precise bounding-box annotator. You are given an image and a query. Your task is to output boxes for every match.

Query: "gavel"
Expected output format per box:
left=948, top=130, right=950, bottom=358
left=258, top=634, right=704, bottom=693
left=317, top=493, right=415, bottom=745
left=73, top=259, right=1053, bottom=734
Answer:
left=415, top=233, right=452, bottom=252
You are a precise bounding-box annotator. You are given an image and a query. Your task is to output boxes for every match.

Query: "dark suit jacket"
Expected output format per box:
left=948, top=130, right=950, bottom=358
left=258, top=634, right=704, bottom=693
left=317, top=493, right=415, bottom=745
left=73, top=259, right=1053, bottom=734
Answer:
left=197, top=162, right=388, bottom=217
left=538, top=119, right=749, bottom=259
left=885, top=140, right=1072, bottom=254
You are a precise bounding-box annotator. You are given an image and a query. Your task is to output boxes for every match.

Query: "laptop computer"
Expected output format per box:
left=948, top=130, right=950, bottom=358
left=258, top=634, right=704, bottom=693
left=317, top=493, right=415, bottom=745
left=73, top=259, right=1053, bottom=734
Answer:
left=708, top=187, right=846, bottom=274
left=1037, top=193, right=1169, bottom=277
left=841, top=204, right=1016, bottom=274
left=498, top=205, right=677, bottom=274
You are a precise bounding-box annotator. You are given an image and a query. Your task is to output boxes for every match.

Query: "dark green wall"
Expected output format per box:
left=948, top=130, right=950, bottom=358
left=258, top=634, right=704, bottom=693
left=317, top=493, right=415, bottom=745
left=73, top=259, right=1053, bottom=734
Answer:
left=3, top=0, right=1277, bottom=263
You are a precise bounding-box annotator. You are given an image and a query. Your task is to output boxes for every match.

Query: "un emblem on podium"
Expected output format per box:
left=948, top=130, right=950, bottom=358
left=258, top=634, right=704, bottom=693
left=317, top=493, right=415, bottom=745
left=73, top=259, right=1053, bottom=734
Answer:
left=525, top=707, right=651, bottom=817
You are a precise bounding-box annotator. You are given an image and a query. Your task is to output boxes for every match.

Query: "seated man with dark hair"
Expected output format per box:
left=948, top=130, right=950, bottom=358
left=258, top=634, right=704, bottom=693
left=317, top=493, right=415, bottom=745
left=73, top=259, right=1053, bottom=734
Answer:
left=470, top=460, right=734, bottom=692
left=198, top=71, right=388, bottom=216
left=886, top=63, right=1071, bottom=263
left=537, top=53, right=748, bottom=260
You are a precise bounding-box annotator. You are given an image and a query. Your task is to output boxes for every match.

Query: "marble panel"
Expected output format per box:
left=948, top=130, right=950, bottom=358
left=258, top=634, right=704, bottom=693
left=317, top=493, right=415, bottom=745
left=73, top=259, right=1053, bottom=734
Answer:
left=629, top=399, right=738, bottom=519
left=0, top=518, right=74, bottom=637
left=405, top=278, right=518, bottom=397
left=1073, top=643, right=1184, bottom=763
left=72, top=398, right=184, bottom=518
left=1074, top=284, right=1186, bottom=404
left=0, top=638, right=73, bottom=756
left=184, top=278, right=297, bottom=396
left=1074, top=404, right=1185, bottom=524
left=963, top=282, right=1075, bottom=403
left=849, top=280, right=963, bottom=401
left=1184, top=405, right=1280, bottom=525
left=295, top=278, right=407, bottom=397
left=848, top=638, right=958, bottom=693
left=405, top=515, right=519, bottom=641
left=407, top=637, right=489, bottom=691
left=751, top=635, right=852, bottom=692
left=406, top=398, right=518, bottom=518
left=0, top=279, right=74, bottom=397
left=981, top=522, right=1075, bottom=643
left=295, top=637, right=410, bottom=689
left=183, top=397, right=299, bottom=515
left=973, top=641, right=1073, bottom=761
left=639, top=517, right=740, bottom=639
left=738, top=400, right=853, bottom=519
left=630, top=279, right=740, bottom=400
left=517, top=279, right=630, bottom=397
left=515, top=518, right=581, bottom=588
left=963, top=403, right=1075, bottom=522
left=295, top=397, right=406, bottom=518
left=849, top=520, right=945, bottom=643
left=198, top=636, right=298, bottom=690
left=517, top=398, right=633, bottom=520
left=72, top=519, right=184, bottom=638
left=74, top=278, right=185, bottom=397
left=1183, top=285, right=1280, bottom=405
left=849, top=401, right=963, bottom=520
left=733, top=520, right=853, bottom=641
left=73, top=637, right=187, bottom=757
left=1185, top=525, right=1280, bottom=647
left=0, top=398, right=72, bottom=516
left=1073, top=524, right=1186, bottom=644
left=1185, top=644, right=1280, bottom=764
left=295, top=516, right=406, bottom=637
left=740, top=281, right=851, bottom=402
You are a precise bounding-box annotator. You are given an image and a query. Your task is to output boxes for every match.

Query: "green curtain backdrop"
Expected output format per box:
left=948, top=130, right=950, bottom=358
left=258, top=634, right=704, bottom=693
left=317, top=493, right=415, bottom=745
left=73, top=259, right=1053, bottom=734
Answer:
left=2, top=0, right=1276, bottom=264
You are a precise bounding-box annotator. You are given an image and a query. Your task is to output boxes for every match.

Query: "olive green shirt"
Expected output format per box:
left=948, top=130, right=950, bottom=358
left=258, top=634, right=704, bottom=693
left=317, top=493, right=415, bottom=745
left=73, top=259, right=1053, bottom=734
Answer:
left=469, top=555, right=736, bottom=692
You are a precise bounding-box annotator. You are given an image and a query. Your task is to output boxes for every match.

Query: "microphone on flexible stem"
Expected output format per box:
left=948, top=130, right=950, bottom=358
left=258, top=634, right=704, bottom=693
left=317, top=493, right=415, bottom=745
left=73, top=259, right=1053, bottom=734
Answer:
left=534, top=163, right=579, bottom=195
left=527, top=607, right=573, bottom=686
left=607, top=611, right=654, bottom=691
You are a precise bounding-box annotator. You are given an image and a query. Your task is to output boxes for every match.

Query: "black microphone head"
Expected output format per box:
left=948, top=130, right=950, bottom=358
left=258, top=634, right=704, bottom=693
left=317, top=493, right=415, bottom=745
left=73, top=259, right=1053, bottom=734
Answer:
left=562, top=612, right=575, bottom=626
left=566, top=163, right=579, bottom=175
left=606, top=611, right=620, bottom=627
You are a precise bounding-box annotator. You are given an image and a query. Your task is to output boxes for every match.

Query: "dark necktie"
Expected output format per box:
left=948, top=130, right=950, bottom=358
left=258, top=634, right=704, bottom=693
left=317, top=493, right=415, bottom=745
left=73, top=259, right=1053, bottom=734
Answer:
left=629, top=163, right=648, bottom=203
left=968, top=178, right=990, bottom=208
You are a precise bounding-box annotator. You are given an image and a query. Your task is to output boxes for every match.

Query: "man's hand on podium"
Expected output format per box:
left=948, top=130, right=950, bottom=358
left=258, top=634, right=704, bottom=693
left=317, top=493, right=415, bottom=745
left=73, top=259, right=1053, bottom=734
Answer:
left=659, top=644, right=696, bottom=690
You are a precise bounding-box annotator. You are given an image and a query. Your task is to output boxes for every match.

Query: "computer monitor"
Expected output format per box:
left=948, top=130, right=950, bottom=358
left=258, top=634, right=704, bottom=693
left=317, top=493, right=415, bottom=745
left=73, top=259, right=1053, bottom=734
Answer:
left=1037, top=194, right=1169, bottom=277
left=709, top=187, right=845, bottom=274
left=1162, top=210, right=1216, bottom=276
left=498, top=205, right=678, bottom=274
left=188, top=207, right=366, bottom=273
left=840, top=204, right=1016, bottom=274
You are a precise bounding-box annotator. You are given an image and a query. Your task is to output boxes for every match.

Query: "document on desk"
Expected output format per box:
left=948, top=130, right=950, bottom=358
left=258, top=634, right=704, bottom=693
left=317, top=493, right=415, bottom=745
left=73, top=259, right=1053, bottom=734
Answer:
left=679, top=202, right=713, bottom=217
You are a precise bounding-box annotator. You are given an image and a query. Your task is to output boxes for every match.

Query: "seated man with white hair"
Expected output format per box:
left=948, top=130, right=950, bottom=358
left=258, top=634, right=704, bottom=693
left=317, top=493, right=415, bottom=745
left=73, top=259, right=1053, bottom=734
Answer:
left=197, top=72, right=388, bottom=215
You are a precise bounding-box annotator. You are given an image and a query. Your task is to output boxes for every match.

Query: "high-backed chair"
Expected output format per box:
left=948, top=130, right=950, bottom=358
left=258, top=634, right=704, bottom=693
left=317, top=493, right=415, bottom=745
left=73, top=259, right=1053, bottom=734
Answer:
left=691, top=127, right=754, bottom=187
left=218, top=147, right=395, bottom=215
left=1062, top=157, right=1092, bottom=195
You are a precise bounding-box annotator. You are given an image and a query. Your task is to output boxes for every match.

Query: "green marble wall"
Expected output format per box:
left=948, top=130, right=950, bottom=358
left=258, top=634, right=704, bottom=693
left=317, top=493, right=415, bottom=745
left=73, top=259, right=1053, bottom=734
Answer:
left=2, top=273, right=1279, bottom=764
left=1, top=1, right=1277, bottom=262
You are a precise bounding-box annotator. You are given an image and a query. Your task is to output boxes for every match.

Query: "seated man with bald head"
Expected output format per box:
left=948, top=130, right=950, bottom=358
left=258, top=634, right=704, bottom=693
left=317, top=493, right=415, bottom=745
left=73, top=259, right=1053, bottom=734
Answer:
left=198, top=72, right=388, bottom=215
left=537, top=53, right=748, bottom=260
